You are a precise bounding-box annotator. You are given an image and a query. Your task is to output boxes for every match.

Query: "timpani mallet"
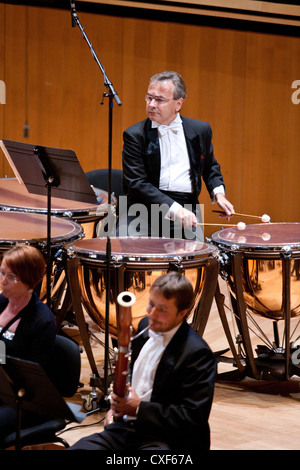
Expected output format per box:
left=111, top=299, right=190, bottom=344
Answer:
left=212, top=210, right=271, bottom=223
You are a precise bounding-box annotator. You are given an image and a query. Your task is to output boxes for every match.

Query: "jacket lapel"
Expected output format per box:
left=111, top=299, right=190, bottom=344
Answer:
left=145, top=120, right=161, bottom=188
left=151, top=322, right=188, bottom=400
left=181, top=116, right=201, bottom=193
left=144, top=116, right=201, bottom=193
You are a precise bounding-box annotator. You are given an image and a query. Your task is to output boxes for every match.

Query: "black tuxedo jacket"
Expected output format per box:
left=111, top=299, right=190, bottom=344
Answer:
left=122, top=116, right=224, bottom=209
left=130, top=317, right=217, bottom=452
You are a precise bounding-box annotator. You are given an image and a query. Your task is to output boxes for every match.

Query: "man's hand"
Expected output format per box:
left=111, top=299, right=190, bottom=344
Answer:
left=110, top=387, right=141, bottom=419
left=176, top=207, right=197, bottom=228
left=215, top=193, right=235, bottom=220
left=104, top=408, right=114, bottom=426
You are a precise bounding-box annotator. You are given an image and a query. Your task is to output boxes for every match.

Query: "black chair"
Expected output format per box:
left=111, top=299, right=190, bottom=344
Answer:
left=85, top=168, right=124, bottom=216
left=86, top=168, right=124, bottom=236
left=2, top=335, right=82, bottom=450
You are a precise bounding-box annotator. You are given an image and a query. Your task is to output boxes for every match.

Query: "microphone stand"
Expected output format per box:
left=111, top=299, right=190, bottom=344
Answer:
left=70, top=2, right=122, bottom=407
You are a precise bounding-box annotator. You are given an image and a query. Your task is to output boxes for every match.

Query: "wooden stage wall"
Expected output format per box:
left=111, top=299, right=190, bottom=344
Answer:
left=0, top=3, right=299, bottom=234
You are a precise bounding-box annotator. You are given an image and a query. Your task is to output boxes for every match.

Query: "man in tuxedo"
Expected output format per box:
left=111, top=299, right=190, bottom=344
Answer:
left=120, top=71, right=234, bottom=239
left=69, top=272, right=216, bottom=452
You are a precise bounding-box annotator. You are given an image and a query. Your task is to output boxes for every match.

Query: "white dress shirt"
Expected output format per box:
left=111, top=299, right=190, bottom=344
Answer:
left=151, top=113, right=224, bottom=221
left=131, top=323, right=182, bottom=402
left=152, top=114, right=192, bottom=195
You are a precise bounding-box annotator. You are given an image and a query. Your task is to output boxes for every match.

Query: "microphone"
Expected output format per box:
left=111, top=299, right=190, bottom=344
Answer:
left=70, top=0, right=77, bottom=28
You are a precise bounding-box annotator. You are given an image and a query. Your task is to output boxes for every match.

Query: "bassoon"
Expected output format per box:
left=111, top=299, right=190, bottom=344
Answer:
left=113, top=291, right=136, bottom=399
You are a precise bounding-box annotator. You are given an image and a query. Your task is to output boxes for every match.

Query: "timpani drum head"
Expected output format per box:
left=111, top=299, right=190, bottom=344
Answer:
left=0, top=177, right=106, bottom=222
left=211, top=222, right=300, bottom=252
left=0, top=211, right=83, bottom=249
left=70, top=236, right=216, bottom=263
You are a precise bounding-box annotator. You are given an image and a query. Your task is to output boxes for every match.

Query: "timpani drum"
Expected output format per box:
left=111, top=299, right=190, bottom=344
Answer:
left=210, top=222, right=300, bottom=381
left=0, top=178, right=112, bottom=237
left=66, top=237, right=219, bottom=337
left=0, top=211, right=84, bottom=311
left=0, top=211, right=83, bottom=250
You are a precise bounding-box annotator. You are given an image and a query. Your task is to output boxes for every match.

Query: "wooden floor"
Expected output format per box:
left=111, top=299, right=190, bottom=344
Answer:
left=54, top=279, right=300, bottom=451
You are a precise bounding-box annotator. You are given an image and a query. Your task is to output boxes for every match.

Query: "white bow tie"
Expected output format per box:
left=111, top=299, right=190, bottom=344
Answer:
left=152, top=121, right=182, bottom=136
left=149, top=329, right=165, bottom=344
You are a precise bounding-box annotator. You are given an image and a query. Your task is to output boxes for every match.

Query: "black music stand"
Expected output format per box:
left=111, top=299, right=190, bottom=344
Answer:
left=0, top=139, right=97, bottom=204
left=0, top=139, right=98, bottom=306
left=0, top=356, right=85, bottom=451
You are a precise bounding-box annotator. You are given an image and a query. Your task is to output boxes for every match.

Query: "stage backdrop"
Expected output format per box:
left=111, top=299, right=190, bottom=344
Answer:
left=0, top=3, right=299, bottom=234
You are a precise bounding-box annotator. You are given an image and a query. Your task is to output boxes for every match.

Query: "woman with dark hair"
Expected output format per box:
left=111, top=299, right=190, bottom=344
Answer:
left=0, top=244, right=56, bottom=445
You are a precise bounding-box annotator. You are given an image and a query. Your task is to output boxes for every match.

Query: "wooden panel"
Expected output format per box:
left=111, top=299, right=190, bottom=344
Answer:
left=0, top=5, right=124, bottom=175
left=0, top=4, right=299, bottom=231
left=0, top=4, right=28, bottom=176
left=25, top=6, right=124, bottom=171
left=81, top=0, right=300, bottom=27
left=240, top=32, right=300, bottom=225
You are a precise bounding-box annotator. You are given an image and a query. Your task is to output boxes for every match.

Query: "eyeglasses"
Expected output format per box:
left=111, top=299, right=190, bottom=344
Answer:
left=145, top=94, right=174, bottom=105
left=0, top=270, right=18, bottom=283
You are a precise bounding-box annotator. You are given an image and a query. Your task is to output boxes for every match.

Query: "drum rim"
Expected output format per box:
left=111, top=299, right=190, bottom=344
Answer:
left=0, top=213, right=83, bottom=243
left=210, top=222, right=300, bottom=251
left=68, top=236, right=218, bottom=262
left=0, top=205, right=98, bottom=217
left=0, top=177, right=104, bottom=215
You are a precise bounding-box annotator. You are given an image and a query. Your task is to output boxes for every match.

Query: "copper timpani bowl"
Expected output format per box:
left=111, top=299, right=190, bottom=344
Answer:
left=211, top=223, right=300, bottom=320
left=66, top=236, right=219, bottom=337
